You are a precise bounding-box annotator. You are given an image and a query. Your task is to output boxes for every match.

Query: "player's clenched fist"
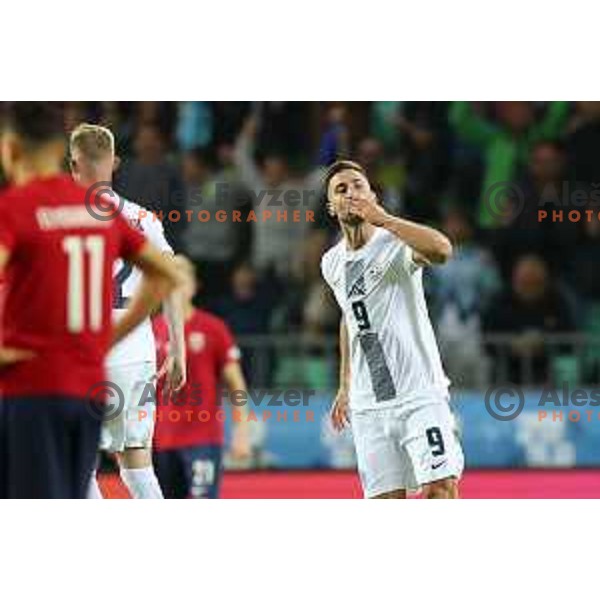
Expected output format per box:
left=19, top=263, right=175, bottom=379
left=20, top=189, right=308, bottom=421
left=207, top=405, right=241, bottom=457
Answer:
left=348, top=192, right=388, bottom=226
left=331, top=388, right=351, bottom=432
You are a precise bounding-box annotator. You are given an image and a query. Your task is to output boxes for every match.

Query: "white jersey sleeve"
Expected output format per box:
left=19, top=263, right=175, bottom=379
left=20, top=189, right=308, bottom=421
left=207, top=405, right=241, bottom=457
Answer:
left=141, top=212, right=173, bottom=255
left=388, top=235, right=421, bottom=278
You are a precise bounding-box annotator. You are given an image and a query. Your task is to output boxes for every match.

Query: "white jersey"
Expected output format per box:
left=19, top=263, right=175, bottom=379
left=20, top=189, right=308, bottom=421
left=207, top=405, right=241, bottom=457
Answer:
left=321, top=227, right=450, bottom=412
left=107, top=197, right=172, bottom=367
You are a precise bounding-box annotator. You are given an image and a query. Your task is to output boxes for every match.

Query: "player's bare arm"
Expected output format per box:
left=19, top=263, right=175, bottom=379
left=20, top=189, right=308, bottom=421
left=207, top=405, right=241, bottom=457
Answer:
left=112, top=242, right=185, bottom=346
left=158, top=253, right=187, bottom=392
left=222, top=361, right=252, bottom=460
left=0, top=245, right=36, bottom=367
left=348, top=192, right=453, bottom=266
left=331, top=318, right=350, bottom=432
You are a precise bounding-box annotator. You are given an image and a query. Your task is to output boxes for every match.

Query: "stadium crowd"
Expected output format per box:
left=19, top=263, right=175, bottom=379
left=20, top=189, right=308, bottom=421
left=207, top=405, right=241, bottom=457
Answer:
left=3, top=101, right=600, bottom=388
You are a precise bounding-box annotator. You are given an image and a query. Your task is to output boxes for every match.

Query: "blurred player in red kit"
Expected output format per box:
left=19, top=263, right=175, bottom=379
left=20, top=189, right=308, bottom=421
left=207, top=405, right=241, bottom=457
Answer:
left=153, top=256, right=251, bottom=498
left=0, top=102, right=183, bottom=498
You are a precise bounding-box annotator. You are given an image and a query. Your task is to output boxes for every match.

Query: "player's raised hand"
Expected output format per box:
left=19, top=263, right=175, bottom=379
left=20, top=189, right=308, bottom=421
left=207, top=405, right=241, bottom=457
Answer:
left=331, top=389, right=351, bottom=432
left=0, top=346, right=36, bottom=368
left=348, top=191, right=388, bottom=226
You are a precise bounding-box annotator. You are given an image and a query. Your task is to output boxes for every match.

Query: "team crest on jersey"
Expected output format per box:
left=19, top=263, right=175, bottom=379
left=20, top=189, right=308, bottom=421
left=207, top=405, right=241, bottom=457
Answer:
left=368, top=263, right=384, bottom=281
left=188, top=332, right=206, bottom=353
left=347, top=275, right=366, bottom=298
left=366, top=263, right=386, bottom=289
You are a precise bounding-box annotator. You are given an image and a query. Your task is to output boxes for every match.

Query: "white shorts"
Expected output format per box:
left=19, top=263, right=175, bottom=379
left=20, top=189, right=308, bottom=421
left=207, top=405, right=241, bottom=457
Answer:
left=100, top=361, right=156, bottom=453
left=351, top=399, right=464, bottom=498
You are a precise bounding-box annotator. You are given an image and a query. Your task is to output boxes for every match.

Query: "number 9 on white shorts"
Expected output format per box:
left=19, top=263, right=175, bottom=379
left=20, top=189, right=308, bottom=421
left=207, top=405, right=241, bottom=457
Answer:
left=351, top=399, right=464, bottom=498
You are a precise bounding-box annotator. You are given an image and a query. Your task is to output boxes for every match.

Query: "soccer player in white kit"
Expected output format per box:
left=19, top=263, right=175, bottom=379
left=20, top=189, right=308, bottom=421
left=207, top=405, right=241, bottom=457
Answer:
left=69, top=124, right=186, bottom=499
left=321, top=160, right=464, bottom=499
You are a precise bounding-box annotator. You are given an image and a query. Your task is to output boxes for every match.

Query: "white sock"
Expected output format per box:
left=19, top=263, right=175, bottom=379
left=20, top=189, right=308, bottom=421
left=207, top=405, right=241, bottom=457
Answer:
left=120, top=467, right=164, bottom=499
left=87, top=471, right=104, bottom=499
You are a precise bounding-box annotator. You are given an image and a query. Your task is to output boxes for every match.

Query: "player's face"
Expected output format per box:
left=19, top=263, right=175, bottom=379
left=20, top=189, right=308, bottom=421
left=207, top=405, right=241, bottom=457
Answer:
left=328, top=169, right=372, bottom=226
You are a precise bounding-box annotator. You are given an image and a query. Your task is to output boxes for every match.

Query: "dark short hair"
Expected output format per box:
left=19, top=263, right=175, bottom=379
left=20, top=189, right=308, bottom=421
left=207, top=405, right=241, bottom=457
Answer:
left=135, top=120, right=163, bottom=140
left=186, top=146, right=214, bottom=169
left=322, top=160, right=367, bottom=196
left=2, top=102, right=64, bottom=146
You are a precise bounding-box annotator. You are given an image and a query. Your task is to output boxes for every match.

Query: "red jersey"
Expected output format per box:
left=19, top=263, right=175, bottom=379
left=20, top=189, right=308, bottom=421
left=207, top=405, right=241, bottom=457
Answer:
left=153, top=309, right=240, bottom=449
left=0, top=175, right=146, bottom=398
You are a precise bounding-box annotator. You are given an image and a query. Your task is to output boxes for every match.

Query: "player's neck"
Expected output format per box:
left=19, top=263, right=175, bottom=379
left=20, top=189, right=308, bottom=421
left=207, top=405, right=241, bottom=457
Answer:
left=342, top=222, right=376, bottom=251
left=184, top=304, right=195, bottom=321
left=12, top=157, right=63, bottom=187
left=81, top=176, right=113, bottom=189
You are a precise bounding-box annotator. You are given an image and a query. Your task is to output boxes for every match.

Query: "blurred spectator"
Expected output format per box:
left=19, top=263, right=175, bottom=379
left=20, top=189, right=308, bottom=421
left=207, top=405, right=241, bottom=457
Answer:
left=177, top=102, right=213, bottom=151
left=370, top=101, right=403, bottom=153
left=397, top=101, right=451, bottom=221
left=115, top=121, right=185, bottom=250
left=318, top=103, right=351, bottom=165
left=491, top=141, right=578, bottom=279
left=566, top=216, right=600, bottom=384
left=181, top=148, right=252, bottom=303
left=213, top=102, right=251, bottom=146
left=211, top=262, right=276, bottom=385
left=135, top=101, right=177, bottom=146
left=233, top=113, right=321, bottom=282
left=63, top=102, right=88, bottom=133
left=98, top=101, right=133, bottom=158
left=482, top=255, right=577, bottom=384
left=356, top=137, right=402, bottom=215
left=567, top=101, right=600, bottom=185
left=274, top=230, right=339, bottom=337
left=450, top=101, right=570, bottom=228
left=256, top=102, right=312, bottom=166
left=567, top=217, right=600, bottom=306
left=428, top=208, right=501, bottom=387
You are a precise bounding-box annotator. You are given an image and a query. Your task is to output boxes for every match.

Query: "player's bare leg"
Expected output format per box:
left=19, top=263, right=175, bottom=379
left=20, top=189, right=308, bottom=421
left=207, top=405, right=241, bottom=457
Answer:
left=87, top=470, right=104, bottom=499
left=372, top=489, right=407, bottom=499
left=117, top=448, right=164, bottom=499
left=422, top=477, right=459, bottom=499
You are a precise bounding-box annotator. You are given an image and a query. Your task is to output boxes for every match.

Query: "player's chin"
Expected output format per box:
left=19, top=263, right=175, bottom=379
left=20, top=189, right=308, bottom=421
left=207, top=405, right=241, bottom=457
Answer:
left=341, top=214, right=364, bottom=226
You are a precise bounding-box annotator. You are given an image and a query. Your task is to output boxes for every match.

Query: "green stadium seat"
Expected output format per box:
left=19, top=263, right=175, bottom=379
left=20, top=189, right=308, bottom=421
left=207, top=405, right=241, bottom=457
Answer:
left=552, top=355, right=580, bottom=388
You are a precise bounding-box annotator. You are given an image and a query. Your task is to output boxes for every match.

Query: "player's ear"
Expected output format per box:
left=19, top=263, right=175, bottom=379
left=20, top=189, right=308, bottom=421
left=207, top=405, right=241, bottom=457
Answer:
left=326, top=193, right=337, bottom=217
left=327, top=200, right=337, bottom=217
left=1, top=132, right=21, bottom=176
left=369, top=188, right=381, bottom=204
left=113, top=154, right=121, bottom=173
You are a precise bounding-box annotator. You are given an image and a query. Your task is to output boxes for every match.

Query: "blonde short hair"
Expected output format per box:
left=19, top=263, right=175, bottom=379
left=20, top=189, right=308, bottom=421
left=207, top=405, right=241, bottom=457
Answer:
left=69, top=123, right=115, bottom=162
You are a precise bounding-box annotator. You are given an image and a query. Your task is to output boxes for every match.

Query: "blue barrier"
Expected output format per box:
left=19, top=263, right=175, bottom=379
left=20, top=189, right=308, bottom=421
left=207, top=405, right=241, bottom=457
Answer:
left=223, top=390, right=600, bottom=469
